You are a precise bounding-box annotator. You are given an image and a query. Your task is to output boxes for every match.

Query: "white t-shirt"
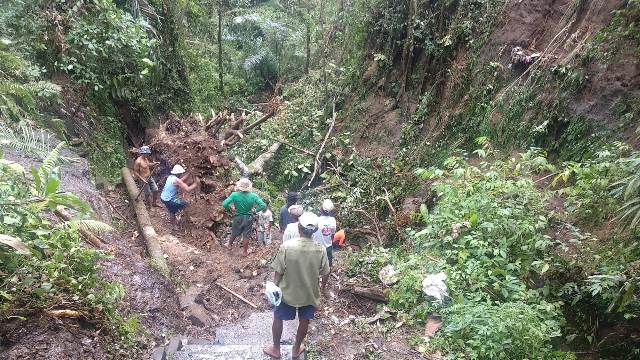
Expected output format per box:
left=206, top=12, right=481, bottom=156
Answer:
left=313, top=215, right=336, bottom=247
left=258, top=209, right=273, bottom=231
left=282, top=222, right=300, bottom=243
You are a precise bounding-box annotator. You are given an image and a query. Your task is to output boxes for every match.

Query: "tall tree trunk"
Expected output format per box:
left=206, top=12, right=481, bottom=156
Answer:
left=305, top=19, right=311, bottom=74
left=398, top=0, right=417, bottom=108
left=217, top=0, right=224, bottom=98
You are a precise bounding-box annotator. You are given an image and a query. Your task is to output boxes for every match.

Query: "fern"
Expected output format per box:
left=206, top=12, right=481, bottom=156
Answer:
left=40, top=141, right=65, bottom=178
left=611, top=155, right=640, bottom=229
left=62, top=220, right=113, bottom=234
left=0, top=125, right=78, bottom=164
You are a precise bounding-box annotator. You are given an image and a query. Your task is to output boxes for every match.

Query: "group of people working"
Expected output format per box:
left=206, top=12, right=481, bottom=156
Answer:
left=133, top=145, right=345, bottom=359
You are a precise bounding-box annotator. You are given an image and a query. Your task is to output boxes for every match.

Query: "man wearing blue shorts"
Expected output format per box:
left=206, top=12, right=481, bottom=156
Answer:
left=264, top=212, right=330, bottom=359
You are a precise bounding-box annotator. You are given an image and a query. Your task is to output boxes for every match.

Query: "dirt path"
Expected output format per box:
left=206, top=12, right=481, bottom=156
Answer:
left=141, top=199, right=425, bottom=359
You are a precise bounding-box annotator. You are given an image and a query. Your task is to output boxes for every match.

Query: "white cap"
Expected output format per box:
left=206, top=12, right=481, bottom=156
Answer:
left=171, top=165, right=186, bottom=174
left=322, top=199, right=334, bottom=212
left=298, top=211, right=319, bottom=230
left=288, top=204, right=304, bottom=217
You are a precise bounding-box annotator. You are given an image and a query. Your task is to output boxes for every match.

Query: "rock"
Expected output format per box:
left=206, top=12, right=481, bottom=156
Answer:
left=185, top=303, right=211, bottom=327
left=378, top=265, right=399, bottom=286
left=424, top=315, right=443, bottom=338
left=150, top=346, right=165, bottom=360
left=165, top=336, right=185, bottom=358
left=178, top=286, right=204, bottom=310
left=239, top=269, right=253, bottom=279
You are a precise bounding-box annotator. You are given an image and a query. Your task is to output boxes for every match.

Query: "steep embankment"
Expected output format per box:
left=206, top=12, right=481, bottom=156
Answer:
left=349, top=0, right=638, bottom=159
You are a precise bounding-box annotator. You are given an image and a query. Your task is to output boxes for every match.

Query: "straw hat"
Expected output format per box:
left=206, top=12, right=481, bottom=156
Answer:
left=171, top=165, right=186, bottom=174
left=236, top=178, right=252, bottom=192
left=288, top=204, right=304, bottom=217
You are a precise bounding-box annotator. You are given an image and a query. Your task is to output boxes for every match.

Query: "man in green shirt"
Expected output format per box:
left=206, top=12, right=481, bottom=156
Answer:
left=222, top=178, right=266, bottom=256
left=263, top=212, right=330, bottom=359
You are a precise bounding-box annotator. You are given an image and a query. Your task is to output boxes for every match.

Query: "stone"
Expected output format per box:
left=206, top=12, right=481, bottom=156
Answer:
left=150, top=346, right=165, bottom=360
left=185, top=303, right=211, bottom=327
left=165, top=336, right=185, bottom=358
left=179, top=286, right=204, bottom=310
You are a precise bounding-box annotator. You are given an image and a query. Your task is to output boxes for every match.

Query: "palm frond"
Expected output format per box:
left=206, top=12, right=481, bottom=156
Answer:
left=63, top=220, right=113, bottom=234
left=129, top=0, right=161, bottom=38
left=0, top=125, right=78, bottom=164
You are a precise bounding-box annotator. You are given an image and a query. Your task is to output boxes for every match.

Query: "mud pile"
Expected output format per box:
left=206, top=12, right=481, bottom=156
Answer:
left=148, top=112, right=238, bottom=248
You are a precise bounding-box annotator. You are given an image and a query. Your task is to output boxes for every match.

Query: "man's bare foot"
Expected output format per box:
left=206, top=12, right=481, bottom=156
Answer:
left=292, top=344, right=305, bottom=358
left=242, top=251, right=249, bottom=257
left=263, top=344, right=281, bottom=359
left=153, top=203, right=163, bottom=208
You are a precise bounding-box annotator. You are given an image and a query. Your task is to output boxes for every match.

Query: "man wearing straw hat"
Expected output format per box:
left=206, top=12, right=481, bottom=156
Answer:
left=222, top=178, right=267, bottom=256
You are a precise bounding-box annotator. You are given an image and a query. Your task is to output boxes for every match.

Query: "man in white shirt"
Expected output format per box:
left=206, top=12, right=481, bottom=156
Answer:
left=282, top=204, right=304, bottom=243
left=313, top=199, right=337, bottom=268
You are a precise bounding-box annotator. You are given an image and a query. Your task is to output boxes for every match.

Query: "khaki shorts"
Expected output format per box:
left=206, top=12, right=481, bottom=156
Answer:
left=142, top=176, right=158, bottom=193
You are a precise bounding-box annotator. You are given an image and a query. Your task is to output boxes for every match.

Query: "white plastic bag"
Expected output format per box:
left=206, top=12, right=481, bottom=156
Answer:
left=421, top=272, right=448, bottom=304
left=264, top=281, right=282, bottom=306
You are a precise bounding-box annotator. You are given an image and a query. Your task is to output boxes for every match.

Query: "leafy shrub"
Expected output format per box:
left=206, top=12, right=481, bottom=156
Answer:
left=554, top=145, right=633, bottom=225
left=411, top=153, right=553, bottom=304
left=430, top=301, right=562, bottom=360
left=0, top=143, right=137, bottom=349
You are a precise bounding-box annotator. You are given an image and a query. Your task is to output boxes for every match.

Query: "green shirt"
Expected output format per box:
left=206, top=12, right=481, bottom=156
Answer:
left=222, top=191, right=266, bottom=216
left=271, top=237, right=330, bottom=307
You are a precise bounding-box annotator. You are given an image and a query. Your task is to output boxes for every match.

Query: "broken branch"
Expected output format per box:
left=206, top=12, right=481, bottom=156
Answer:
left=215, top=282, right=257, bottom=309
left=54, top=206, right=105, bottom=248
left=306, top=98, right=337, bottom=188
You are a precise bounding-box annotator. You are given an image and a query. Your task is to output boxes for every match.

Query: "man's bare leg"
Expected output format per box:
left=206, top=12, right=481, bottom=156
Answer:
left=152, top=192, right=162, bottom=207
left=144, top=193, right=151, bottom=210
left=169, top=213, right=177, bottom=229
left=242, top=235, right=249, bottom=256
left=263, top=318, right=283, bottom=358
left=292, top=319, right=309, bottom=358
left=226, top=236, right=235, bottom=252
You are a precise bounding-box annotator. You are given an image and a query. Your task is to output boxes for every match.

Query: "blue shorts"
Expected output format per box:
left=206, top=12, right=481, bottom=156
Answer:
left=162, top=198, right=188, bottom=214
left=274, top=302, right=316, bottom=321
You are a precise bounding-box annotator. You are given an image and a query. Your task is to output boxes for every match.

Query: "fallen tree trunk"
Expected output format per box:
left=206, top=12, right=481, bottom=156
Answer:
left=351, top=286, right=388, bottom=303
left=121, top=167, right=170, bottom=277
left=232, top=142, right=281, bottom=178
left=54, top=206, right=104, bottom=248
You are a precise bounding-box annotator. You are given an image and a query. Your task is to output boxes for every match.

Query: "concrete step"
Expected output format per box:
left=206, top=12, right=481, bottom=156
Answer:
left=173, top=344, right=304, bottom=360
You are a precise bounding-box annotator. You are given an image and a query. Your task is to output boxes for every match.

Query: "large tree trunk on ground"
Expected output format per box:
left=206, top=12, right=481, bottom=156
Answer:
left=121, top=167, right=171, bottom=277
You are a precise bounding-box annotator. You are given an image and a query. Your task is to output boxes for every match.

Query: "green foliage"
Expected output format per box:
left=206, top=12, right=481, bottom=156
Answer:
left=0, top=144, right=138, bottom=351
left=61, top=0, right=157, bottom=117
left=0, top=42, right=60, bottom=123
left=554, top=144, right=633, bottom=225
left=429, top=302, right=562, bottom=360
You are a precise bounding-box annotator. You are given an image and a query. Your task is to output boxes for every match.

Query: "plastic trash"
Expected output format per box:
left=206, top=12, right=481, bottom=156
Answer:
left=421, top=272, right=448, bottom=304
left=264, top=281, right=282, bottom=306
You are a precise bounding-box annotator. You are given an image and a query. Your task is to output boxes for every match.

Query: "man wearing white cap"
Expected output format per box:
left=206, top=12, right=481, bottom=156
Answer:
left=282, top=204, right=304, bottom=243
left=264, top=212, right=330, bottom=359
left=313, top=199, right=337, bottom=268
left=160, top=164, right=199, bottom=228
left=222, top=178, right=266, bottom=256
left=133, top=145, right=160, bottom=209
